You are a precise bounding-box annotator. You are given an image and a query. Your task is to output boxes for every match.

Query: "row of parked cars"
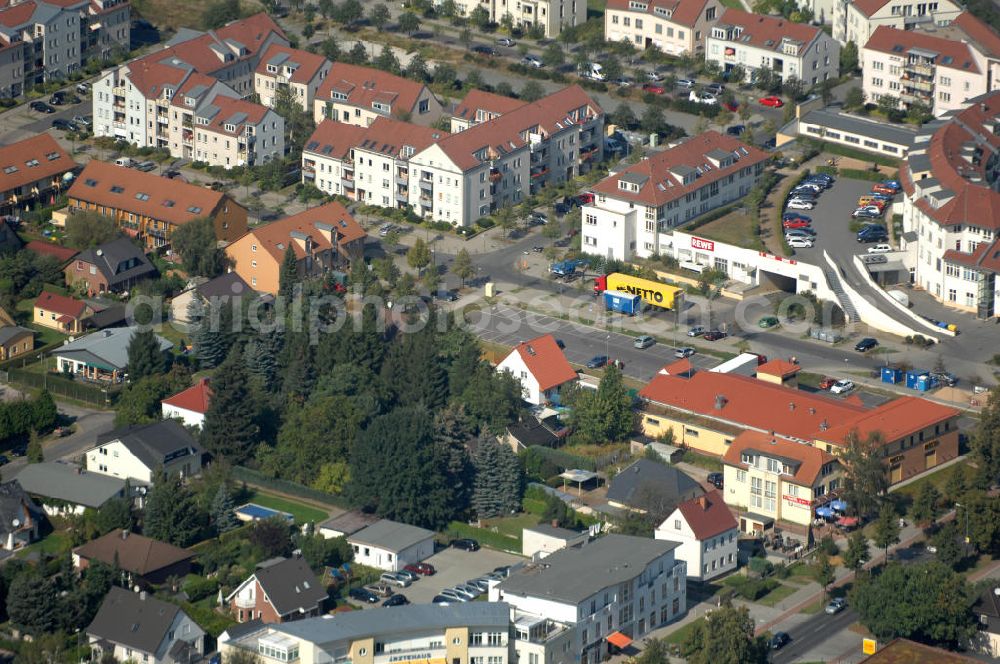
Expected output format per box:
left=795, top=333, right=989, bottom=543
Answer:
left=853, top=180, right=901, bottom=249
left=783, top=172, right=837, bottom=248
left=432, top=565, right=512, bottom=606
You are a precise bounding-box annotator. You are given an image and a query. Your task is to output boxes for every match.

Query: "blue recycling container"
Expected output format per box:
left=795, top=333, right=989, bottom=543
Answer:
left=881, top=367, right=903, bottom=384
left=905, top=370, right=929, bottom=390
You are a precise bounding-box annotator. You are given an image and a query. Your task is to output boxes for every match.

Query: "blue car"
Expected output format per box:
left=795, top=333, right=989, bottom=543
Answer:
left=881, top=179, right=901, bottom=191
left=586, top=355, right=609, bottom=368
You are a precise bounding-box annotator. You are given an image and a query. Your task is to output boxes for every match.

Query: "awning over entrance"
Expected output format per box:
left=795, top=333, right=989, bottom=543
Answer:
left=744, top=513, right=775, bottom=526
left=607, top=632, right=632, bottom=649
left=866, top=259, right=907, bottom=274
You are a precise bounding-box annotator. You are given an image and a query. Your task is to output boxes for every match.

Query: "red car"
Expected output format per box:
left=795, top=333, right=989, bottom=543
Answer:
left=871, top=184, right=896, bottom=195
left=703, top=330, right=727, bottom=341
left=576, top=192, right=595, bottom=205
left=818, top=377, right=837, bottom=390
left=404, top=562, right=436, bottom=576
left=723, top=100, right=739, bottom=112
left=642, top=82, right=666, bottom=95
left=759, top=96, right=784, bottom=108
left=783, top=219, right=812, bottom=230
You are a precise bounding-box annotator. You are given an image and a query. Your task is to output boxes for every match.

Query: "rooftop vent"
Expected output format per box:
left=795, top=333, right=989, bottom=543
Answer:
left=714, top=394, right=727, bottom=410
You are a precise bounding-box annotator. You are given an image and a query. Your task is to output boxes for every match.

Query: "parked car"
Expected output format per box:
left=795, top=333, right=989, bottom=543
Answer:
left=726, top=124, right=746, bottom=136
left=818, top=377, right=837, bottom=390
left=611, top=76, right=633, bottom=87
left=867, top=243, right=892, bottom=254
left=676, top=78, right=696, bottom=89
left=496, top=37, right=516, bottom=47
left=857, top=226, right=888, bottom=243
left=383, top=594, right=409, bottom=607
left=446, top=586, right=476, bottom=601
left=431, top=595, right=452, bottom=605
left=76, top=82, right=91, bottom=94
left=72, top=114, right=92, bottom=128
left=586, top=355, right=609, bottom=369
left=642, top=82, right=666, bottom=95
left=348, top=587, right=380, bottom=604
left=493, top=565, right=512, bottom=577
left=553, top=202, right=571, bottom=216
left=465, top=578, right=490, bottom=592
left=381, top=572, right=411, bottom=588
left=366, top=583, right=394, bottom=598
left=783, top=212, right=812, bottom=223
left=456, top=583, right=482, bottom=598
left=770, top=632, right=790, bottom=650
left=829, top=380, right=855, bottom=394
left=30, top=101, right=55, bottom=113
left=434, top=290, right=459, bottom=302
left=786, top=200, right=814, bottom=211
left=703, top=330, right=727, bottom=341
left=689, top=91, right=717, bottom=105
left=759, top=95, right=784, bottom=107
left=674, top=347, right=696, bottom=358
left=136, top=160, right=157, bottom=172
left=52, top=118, right=75, bottom=131
left=404, top=562, right=436, bottom=576
left=806, top=174, right=834, bottom=187
left=932, top=371, right=958, bottom=386
left=793, top=182, right=823, bottom=194
left=707, top=472, right=724, bottom=489
left=783, top=218, right=813, bottom=230
left=758, top=316, right=779, bottom=328
left=825, top=598, right=847, bottom=614
left=854, top=337, right=879, bottom=352
left=162, top=168, right=181, bottom=179
left=785, top=228, right=817, bottom=239
left=439, top=589, right=470, bottom=602
left=529, top=211, right=548, bottom=225
left=521, top=55, right=544, bottom=68
left=452, top=538, right=480, bottom=551
left=705, top=82, right=725, bottom=95
left=872, top=183, right=897, bottom=195
left=687, top=325, right=705, bottom=337
left=472, top=45, right=498, bottom=56
left=395, top=569, right=418, bottom=583
left=634, top=335, right=655, bottom=349
left=787, top=237, right=814, bottom=248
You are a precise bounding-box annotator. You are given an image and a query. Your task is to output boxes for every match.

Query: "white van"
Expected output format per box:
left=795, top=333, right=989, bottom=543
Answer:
left=582, top=63, right=605, bottom=81
left=115, top=157, right=137, bottom=168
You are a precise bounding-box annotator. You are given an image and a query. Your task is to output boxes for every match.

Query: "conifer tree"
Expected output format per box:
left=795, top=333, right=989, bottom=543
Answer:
left=202, top=347, right=260, bottom=463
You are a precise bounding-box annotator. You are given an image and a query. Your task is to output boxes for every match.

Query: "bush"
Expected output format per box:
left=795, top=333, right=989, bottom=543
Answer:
left=670, top=98, right=720, bottom=118
left=475, top=217, right=496, bottom=229
left=183, top=576, right=219, bottom=602
left=748, top=556, right=774, bottom=578
left=819, top=535, right=839, bottom=556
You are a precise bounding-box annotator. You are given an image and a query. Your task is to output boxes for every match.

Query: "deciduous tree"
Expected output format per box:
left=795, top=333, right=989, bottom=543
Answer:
left=452, top=248, right=474, bottom=286
left=520, top=81, right=545, bottom=102
left=368, top=2, right=390, bottom=30
left=841, top=430, right=888, bottom=519
left=910, top=481, right=941, bottom=527
left=682, top=599, right=769, bottom=664
left=406, top=238, right=432, bottom=272
left=568, top=365, right=633, bottom=444
left=398, top=11, right=420, bottom=35
left=170, top=217, right=228, bottom=278
left=842, top=529, right=870, bottom=575
left=970, top=387, right=1000, bottom=485
left=873, top=502, right=901, bottom=562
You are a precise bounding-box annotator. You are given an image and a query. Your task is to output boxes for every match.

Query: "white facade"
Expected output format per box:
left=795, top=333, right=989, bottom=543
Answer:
left=348, top=535, right=435, bottom=572
left=161, top=403, right=205, bottom=429
left=655, top=506, right=738, bottom=581
left=454, top=0, right=586, bottom=37
left=522, top=526, right=589, bottom=560
left=833, top=0, right=963, bottom=47
left=84, top=438, right=202, bottom=484
left=497, top=349, right=544, bottom=405
left=604, top=0, right=722, bottom=56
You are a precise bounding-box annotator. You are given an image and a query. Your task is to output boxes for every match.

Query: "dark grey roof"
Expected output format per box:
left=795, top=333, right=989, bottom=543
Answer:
left=0, top=325, right=32, bottom=346
left=318, top=510, right=379, bottom=537
left=605, top=458, right=703, bottom=511
left=195, top=272, right=250, bottom=299
left=250, top=557, right=326, bottom=616
left=498, top=534, right=679, bottom=605
left=75, top=238, right=157, bottom=288
left=94, top=419, right=201, bottom=471
left=220, top=618, right=265, bottom=643
left=506, top=415, right=562, bottom=448
left=87, top=587, right=183, bottom=655
left=13, top=461, right=125, bottom=508
left=705, top=148, right=732, bottom=161
left=56, top=327, right=172, bottom=371
left=273, top=603, right=510, bottom=643
left=799, top=109, right=917, bottom=148
left=348, top=519, right=434, bottom=552
left=0, top=480, right=43, bottom=536
left=86, top=304, right=129, bottom=330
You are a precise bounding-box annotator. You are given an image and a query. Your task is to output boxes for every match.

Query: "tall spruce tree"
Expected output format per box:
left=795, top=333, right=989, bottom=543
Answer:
left=189, top=294, right=228, bottom=369
left=279, top=244, right=299, bottom=302
left=280, top=329, right=315, bottom=405
left=243, top=335, right=279, bottom=387
left=143, top=473, right=202, bottom=547
left=434, top=404, right=476, bottom=515
left=471, top=435, right=523, bottom=518
left=127, top=329, right=166, bottom=381
left=210, top=485, right=238, bottom=534
left=201, top=347, right=260, bottom=463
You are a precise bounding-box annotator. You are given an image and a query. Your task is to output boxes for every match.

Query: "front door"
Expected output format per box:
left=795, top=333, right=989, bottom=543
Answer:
left=890, top=463, right=902, bottom=483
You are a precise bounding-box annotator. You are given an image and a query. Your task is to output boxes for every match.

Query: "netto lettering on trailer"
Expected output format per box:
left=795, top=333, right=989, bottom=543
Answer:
left=605, top=273, right=682, bottom=310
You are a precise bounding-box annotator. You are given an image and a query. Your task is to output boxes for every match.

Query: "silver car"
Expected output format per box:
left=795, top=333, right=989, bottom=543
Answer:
left=521, top=55, right=543, bottom=68
left=439, top=589, right=470, bottom=602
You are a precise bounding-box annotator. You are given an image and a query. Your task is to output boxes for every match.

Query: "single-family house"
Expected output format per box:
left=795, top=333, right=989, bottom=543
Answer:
left=318, top=510, right=379, bottom=540
left=25, top=240, right=78, bottom=265
left=0, top=325, right=33, bottom=361
left=14, top=461, right=126, bottom=516
left=87, top=587, right=205, bottom=664
left=170, top=272, right=251, bottom=326
left=74, top=530, right=194, bottom=585
left=522, top=523, right=589, bottom=560
left=84, top=419, right=202, bottom=484
left=606, top=458, right=704, bottom=516
left=347, top=519, right=435, bottom=572
left=971, top=585, right=1000, bottom=659
left=496, top=334, right=578, bottom=406
left=227, top=557, right=327, bottom=624
left=64, top=237, right=158, bottom=296
left=504, top=412, right=569, bottom=451
left=254, top=44, right=331, bottom=112
left=54, top=326, right=172, bottom=384
left=655, top=489, right=738, bottom=581
left=161, top=378, right=212, bottom=429
left=0, top=480, right=44, bottom=551
left=33, top=291, right=93, bottom=334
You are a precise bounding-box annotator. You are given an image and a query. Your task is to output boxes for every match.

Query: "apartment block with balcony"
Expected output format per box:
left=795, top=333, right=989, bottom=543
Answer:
left=491, top=535, right=687, bottom=664
left=705, top=9, right=839, bottom=87
left=604, top=0, right=722, bottom=57
left=219, top=603, right=514, bottom=664
left=0, top=36, right=26, bottom=98
left=452, top=0, right=585, bottom=38
left=406, top=85, right=603, bottom=227
left=254, top=44, right=330, bottom=113
left=862, top=26, right=988, bottom=116
left=314, top=62, right=443, bottom=128
left=0, top=133, right=77, bottom=218
left=832, top=0, right=962, bottom=47
left=581, top=131, right=768, bottom=262
left=0, top=0, right=80, bottom=86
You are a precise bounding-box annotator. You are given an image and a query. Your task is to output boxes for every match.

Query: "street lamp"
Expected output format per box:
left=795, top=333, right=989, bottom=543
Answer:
left=605, top=333, right=610, bottom=361
left=955, top=501, right=970, bottom=557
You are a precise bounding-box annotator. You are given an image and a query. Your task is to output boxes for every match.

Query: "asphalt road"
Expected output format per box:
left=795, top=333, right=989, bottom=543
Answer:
left=0, top=405, right=114, bottom=478
left=769, top=606, right=858, bottom=664
left=0, top=93, right=91, bottom=145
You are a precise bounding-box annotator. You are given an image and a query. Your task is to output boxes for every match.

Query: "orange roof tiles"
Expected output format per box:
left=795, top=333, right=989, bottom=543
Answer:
left=354, top=117, right=446, bottom=157
left=162, top=378, right=212, bottom=414
left=303, top=120, right=370, bottom=161
left=757, top=359, right=801, bottom=378
left=850, top=0, right=893, bottom=17
left=606, top=0, right=716, bottom=28
left=943, top=240, right=1000, bottom=274
left=452, top=89, right=526, bottom=124
left=0, top=0, right=37, bottom=27
left=676, top=489, right=737, bottom=539
left=715, top=8, right=822, bottom=54
left=35, top=291, right=87, bottom=319
left=864, top=26, right=980, bottom=74
left=25, top=241, right=78, bottom=263
left=0, top=134, right=76, bottom=195
left=68, top=161, right=234, bottom=228
left=511, top=334, right=578, bottom=392
left=723, top=430, right=837, bottom=486
left=198, top=94, right=271, bottom=136
left=951, top=12, right=1000, bottom=57
left=245, top=200, right=365, bottom=263
left=256, top=44, right=328, bottom=84
left=317, top=63, right=431, bottom=117
left=817, top=396, right=959, bottom=448
left=591, top=131, right=769, bottom=207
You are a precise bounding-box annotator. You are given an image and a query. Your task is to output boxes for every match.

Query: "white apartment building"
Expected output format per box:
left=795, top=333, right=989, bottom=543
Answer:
left=93, top=13, right=287, bottom=148
left=450, top=89, right=526, bottom=132
left=407, top=84, right=603, bottom=226
left=604, top=0, right=722, bottom=56
left=832, top=0, right=962, bottom=47
left=180, top=89, right=284, bottom=168
left=220, top=604, right=514, bottom=664
left=491, top=535, right=687, bottom=664
left=706, top=9, right=840, bottom=87
left=655, top=490, right=738, bottom=581
left=899, top=91, right=1000, bottom=318
left=254, top=44, right=330, bottom=112
left=862, top=26, right=989, bottom=116
left=302, top=116, right=445, bottom=204
left=582, top=131, right=769, bottom=261
left=313, top=62, right=443, bottom=128
left=453, top=0, right=586, bottom=38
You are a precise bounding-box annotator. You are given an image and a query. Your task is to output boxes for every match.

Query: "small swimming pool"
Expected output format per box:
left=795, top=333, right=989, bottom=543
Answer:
left=234, top=503, right=294, bottom=523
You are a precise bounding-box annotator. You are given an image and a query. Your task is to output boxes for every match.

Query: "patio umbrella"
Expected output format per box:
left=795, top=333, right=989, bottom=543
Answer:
left=815, top=506, right=836, bottom=518
left=836, top=516, right=859, bottom=527
left=830, top=499, right=848, bottom=512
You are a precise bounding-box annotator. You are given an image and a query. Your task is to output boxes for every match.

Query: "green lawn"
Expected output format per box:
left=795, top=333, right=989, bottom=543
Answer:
left=756, top=582, right=799, bottom=607
left=696, top=211, right=762, bottom=251
left=16, top=530, right=72, bottom=559
left=680, top=449, right=724, bottom=472
left=663, top=617, right=706, bottom=646
left=245, top=490, right=330, bottom=524
left=892, top=462, right=964, bottom=517
left=486, top=513, right=542, bottom=541
left=800, top=597, right=827, bottom=614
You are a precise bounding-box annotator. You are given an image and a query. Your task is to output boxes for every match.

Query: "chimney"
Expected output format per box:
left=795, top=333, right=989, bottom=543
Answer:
left=698, top=496, right=708, bottom=510
left=714, top=394, right=727, bottom=410
left=121, top=529, right=129, bottom=540
left=789, top=402, right=796, bottom=411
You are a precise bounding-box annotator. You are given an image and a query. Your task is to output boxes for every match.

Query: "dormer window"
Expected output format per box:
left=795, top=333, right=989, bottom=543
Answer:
left=372, top=101, right=390, bottom=113
left=741, top=452, right=754, bottom=465
left=330, top=91, right=347, bottom=101
left=617, top=180, right=639, bottom=192
left=266, top=64, right=278, bottom=73
left=185, top=96, right=195, bottom=107
left=134, top=192, right=150, bottom=201
left=224, top=123, right=236, bottom=132
left=110, top=185, right=124, bottom=193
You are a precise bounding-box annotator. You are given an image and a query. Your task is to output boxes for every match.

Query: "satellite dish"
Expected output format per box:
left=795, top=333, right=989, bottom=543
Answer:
left=11, top=519, right=19, bottom=528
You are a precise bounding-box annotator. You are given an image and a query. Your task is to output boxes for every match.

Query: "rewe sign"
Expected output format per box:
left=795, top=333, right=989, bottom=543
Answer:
left=691, top=236, right=715, bottom=251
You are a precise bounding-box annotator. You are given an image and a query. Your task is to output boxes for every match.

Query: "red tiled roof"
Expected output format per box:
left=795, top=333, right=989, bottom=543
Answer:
left=715, top=8, right=822, bottom=54
left=756, top=359, right=801, bottom=378
left=123, top=58, right=190, bottom=100
left=851, top=0, right=892, bottom=17
left=165, top=13, right=285, bottom=75
left=256, top=44, right=329, bottom=84
left=434, top=85, right=603, bottom=171
left=240, top=200, right=365, bottom=263
left=316, top=63, right=431, bottom=116
left=606, top=0, right=716, bottom=28
left=303, top=119, right=370, bottom=161
left=510, top=334, right=578, bottom=392
left=640, top=369, right=867, bottom=441
left=0, top=1, right=37, bottom=28
left=0, top=134, right=76, bottom=196
left=676, top=489, right=737, bottom=540
left=68, top=161, right=234, bottom=228
left=591, top=131, right=769, bottom=207
left=162, top=378, right=212, bottom=414
left=723, top=430, right=837, bottom=486
left=452, top=89, right=526, bottom=124
left=951, top=12, right=1000, bottom=57
left=943, top=240, right=1000, bottom=273
left=864, top=26, right=980, bottom=74
left=817, top=396, right=959, bottom=447
left=25, top=240, right=78, bottom=263
left=199, top=93, right=271, bottom=137
left=34, top=291, right=87, bottom=319
left=354, top=116, right=447, bottom=157
left=662, top=358, right=693, bottom=375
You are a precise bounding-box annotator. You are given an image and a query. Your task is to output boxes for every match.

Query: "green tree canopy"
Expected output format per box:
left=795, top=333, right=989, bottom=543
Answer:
left=472, top=435, right=523, bottom=518
left=368, top=2, right=390, bottom=30
left=201, top=347, right=260, bottom=463
left=970, top=387, right=1000, bottom=485
left=872, top=502, right=901, bottom=561
left=279, top=244, right=299, bottom=302
left=142, top=473, right=203, bottom=547
left=568, top=365, right=634, bottom=444
left=841, top=430, right=889, bottom=518
left=682, top=599, right=769, bottom=664
left=127, top=329, right=167, bottom=382
left=170, top=216, right=228, bottom=278
left=842, top=529, right=871, bottom=575
left=65, top=211, right=120, bottom=248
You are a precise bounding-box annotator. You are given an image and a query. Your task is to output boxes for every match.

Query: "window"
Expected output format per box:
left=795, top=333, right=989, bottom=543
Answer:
left=939, top=91, right=951, bottom=102
left=736, top=470, right=746, bottom=483
left=674, top=519, right=681, bottom=530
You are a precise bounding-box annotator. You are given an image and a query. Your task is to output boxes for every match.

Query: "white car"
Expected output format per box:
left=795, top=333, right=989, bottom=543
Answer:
left=830, top=379, right=855, bottom=394
left=868, top=243, right=892, bottom=254
left=689, top=91, right=718, bottom=105
left=787, top=237, right=814, bottom=248
left=496, top=37, right=516, bottom=47
left=677, top=78, right=696, bottom=89
left=786, top=200, right=815, bottom=210
left=646, top=70, right=664, bottom=81
left=521, top=55, right=543, bottom=68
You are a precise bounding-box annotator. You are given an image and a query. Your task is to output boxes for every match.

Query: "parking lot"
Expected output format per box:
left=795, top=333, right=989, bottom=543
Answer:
left=788, top=177, right=886, bottom=265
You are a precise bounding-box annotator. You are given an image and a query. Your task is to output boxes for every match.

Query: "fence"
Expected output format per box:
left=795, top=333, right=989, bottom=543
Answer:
left=2, top=368, right=116, bottom=407
left=231, top=466, right=350, bottom=510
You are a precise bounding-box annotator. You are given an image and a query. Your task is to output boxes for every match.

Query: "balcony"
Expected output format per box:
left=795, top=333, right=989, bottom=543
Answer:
left=396, top=191, right=408, bottom=202
left=530, top=167, right=549, bottom=179
left=419, top=178, right=433, bottom=191
left=905, top=62, right=933, bottom=77
left=343, top=173, right=354, bottom=182
left=419, top=194, right=432, bottom=205
left=580, top=146, right=598, bottom=161
left=112, top=86, right=125, bottom=96
left=397, top=171, right=408, bottom=183
left=343, top=162, right=354, bottom=172
left=489, top=168, right=502, bottom=183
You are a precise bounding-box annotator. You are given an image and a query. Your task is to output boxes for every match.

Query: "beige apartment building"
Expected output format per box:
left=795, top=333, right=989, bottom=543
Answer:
left=604, top=0, right=722, bottom=56
left=453, top=0, right=586, bottom=38
left=313, top=62, right=443, bottom=127
left=832, top=0, right=962, bottom=47
left=254, top=44, right=330, bottom=113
